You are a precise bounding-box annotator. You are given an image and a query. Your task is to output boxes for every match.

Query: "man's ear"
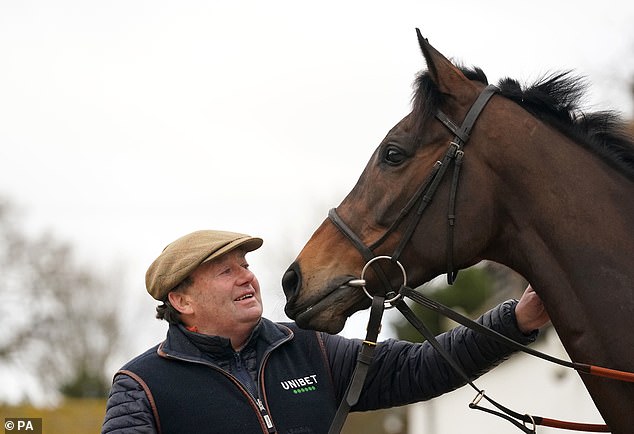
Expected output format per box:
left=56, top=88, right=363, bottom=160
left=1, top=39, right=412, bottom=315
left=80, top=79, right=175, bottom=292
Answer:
left=168, top=291, right=194, bottom=315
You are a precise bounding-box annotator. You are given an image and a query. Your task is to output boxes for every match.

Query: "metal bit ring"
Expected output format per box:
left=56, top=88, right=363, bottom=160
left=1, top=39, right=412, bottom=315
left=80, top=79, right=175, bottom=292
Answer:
left=360, top=256, right=406, bottom=304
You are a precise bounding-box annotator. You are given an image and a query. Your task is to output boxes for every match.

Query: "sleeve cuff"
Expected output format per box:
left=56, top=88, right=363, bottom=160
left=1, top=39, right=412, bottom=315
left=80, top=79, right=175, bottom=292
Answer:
left=503, top=299, right=539, bottom=344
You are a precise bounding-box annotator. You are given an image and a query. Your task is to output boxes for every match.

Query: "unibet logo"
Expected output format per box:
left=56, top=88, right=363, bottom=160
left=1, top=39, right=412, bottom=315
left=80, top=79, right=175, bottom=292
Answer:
left=280, top=375, right=318, bottom=394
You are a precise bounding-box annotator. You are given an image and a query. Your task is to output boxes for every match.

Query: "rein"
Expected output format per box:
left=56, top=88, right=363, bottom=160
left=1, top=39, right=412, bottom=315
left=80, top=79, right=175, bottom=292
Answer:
left=325, top=84, right=634, bottom=433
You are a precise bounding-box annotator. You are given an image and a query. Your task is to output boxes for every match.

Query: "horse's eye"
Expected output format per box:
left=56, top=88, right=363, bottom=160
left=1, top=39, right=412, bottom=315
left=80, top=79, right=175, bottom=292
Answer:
left=383, top=145, right=407, bottom=165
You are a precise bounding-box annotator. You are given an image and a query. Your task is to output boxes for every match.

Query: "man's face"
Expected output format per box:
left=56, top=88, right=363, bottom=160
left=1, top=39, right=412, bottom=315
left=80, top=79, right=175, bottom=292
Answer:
left=184, top=248, right=263, bottom=337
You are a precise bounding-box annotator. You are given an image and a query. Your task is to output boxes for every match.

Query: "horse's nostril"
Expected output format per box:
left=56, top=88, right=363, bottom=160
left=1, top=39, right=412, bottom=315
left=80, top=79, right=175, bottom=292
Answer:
left=282, top=262, right=301, bottom=300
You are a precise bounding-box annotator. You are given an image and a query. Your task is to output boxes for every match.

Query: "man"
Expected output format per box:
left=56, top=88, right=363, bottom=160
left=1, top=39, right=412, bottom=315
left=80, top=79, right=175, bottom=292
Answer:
left=102, top=229, right=549, bottom=434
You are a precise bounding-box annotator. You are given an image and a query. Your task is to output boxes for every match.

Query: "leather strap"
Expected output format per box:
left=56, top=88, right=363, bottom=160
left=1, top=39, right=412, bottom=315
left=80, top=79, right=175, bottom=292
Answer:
left=435, top=84, right=497, bottom=282
left=329, top=208, right=393, bottom=292
left=328, top=295, right=385, bottom=434
left=329, top=208, right=375, bottom=263
left=392, top=295, right=537, bottom=433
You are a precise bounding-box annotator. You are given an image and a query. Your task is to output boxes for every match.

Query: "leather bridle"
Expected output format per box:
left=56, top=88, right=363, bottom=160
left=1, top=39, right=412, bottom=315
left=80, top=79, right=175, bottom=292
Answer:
left=328, top=84, right=498, bottom=289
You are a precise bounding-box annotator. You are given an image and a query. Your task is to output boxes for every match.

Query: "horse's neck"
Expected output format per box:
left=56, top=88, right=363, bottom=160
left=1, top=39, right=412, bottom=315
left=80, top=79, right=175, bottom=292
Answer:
left=492, top=129, right=634, bottom=367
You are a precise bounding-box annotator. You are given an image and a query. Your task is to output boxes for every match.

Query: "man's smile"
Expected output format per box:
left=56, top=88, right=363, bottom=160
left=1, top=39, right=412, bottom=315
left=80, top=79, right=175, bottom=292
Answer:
left=235, top=293, right=254, bottom=302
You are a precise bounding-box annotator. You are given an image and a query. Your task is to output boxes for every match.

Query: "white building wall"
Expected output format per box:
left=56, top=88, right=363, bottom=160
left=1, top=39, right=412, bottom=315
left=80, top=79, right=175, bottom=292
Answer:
left=407, top=330, right=605, bottom=434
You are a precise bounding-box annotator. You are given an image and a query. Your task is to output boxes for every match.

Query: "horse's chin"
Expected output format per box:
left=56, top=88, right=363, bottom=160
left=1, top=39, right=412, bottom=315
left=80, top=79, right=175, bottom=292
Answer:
left=287, top=285, right=371, bottom=334
left=295, top=310, right=347, bottom=334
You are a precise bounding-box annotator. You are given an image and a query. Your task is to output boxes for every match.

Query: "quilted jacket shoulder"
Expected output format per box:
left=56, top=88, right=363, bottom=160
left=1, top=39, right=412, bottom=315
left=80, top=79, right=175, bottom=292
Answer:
left=101, top=370, right=157, bottom=434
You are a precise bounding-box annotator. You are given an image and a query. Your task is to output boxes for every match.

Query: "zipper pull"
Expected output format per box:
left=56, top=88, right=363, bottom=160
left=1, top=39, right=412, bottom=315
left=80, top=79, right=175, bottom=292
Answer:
left=256, top=398, right=275, bottom=431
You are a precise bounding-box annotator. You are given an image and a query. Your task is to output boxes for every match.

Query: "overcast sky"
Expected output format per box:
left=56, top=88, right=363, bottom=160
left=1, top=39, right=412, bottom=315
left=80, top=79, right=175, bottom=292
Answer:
left=1, top=0, right=633, bottom=403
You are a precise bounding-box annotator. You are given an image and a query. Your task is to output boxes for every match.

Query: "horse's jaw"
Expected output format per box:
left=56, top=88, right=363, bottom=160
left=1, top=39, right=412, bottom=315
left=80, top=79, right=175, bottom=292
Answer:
left=284, top=283, right=371, bottom=333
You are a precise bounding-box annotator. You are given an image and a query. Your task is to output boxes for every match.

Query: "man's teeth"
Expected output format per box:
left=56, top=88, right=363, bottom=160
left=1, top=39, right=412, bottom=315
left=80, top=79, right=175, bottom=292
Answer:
left=235, top=294, right=253, bottom=301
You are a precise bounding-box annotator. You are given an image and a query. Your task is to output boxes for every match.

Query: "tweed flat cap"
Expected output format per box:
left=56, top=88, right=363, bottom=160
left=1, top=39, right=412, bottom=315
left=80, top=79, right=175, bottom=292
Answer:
left=146, top=230, right=263, bottom=300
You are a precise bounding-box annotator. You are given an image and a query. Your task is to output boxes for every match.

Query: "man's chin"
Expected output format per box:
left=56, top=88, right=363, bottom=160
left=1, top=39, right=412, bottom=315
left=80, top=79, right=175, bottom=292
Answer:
left=240, top=307, right=264, bottom=324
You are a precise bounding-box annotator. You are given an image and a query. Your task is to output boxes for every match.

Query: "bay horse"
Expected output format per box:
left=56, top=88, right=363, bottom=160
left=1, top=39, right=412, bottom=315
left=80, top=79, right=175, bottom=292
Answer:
left=282, top=30, right=634, bottom=432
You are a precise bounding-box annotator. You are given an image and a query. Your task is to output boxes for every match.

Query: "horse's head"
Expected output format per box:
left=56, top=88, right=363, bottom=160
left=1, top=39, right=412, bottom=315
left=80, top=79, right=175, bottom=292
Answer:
left=283, top=31, right=508, bottom=333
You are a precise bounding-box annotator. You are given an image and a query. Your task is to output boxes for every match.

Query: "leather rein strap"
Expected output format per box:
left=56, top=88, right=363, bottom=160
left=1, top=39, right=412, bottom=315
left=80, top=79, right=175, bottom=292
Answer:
left=327, top=295, right=386, bottom=434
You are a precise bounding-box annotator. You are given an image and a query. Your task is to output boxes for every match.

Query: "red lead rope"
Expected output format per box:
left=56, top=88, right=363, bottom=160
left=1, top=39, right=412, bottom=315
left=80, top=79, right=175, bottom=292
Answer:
left=537, top=417, right=610, bottom=432
left=535, top=364, right=634, bottom=432
left=584, top=364, right=634, bottom=382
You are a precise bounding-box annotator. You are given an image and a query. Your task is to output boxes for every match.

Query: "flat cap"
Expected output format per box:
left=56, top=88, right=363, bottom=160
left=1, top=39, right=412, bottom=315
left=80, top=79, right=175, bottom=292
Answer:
left=146, top=230, right=263, bottom=300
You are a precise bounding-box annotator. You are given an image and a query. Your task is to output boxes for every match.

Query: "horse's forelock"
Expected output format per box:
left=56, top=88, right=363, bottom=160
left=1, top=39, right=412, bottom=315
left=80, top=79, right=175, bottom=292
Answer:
left=411, top=72, right=440, bottom=133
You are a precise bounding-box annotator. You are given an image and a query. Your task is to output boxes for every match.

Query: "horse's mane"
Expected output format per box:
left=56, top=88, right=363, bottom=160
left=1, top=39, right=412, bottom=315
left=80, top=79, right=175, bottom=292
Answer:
left=413, top=67, right=634, bottom=181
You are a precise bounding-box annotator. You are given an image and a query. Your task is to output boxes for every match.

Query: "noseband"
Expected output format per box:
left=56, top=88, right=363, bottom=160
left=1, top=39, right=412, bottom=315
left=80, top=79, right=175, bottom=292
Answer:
left=328, top=84, right=498, bottom=291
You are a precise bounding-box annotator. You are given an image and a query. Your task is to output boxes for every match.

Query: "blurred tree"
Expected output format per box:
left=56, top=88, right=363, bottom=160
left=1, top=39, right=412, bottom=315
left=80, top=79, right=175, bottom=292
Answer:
left=391, top=263, right=526, bottom=342
left=0, top=197, right=120, bottom=400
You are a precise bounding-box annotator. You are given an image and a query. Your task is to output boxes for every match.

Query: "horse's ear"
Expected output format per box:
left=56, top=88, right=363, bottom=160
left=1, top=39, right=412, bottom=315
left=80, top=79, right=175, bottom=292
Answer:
left=416, top=29, right=469, bottom=95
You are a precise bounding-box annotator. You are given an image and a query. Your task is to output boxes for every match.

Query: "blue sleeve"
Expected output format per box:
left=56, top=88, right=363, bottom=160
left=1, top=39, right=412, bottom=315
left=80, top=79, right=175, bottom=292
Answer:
left=101, top=372, right=158, bottom=434
left=322, top=299, right=537, bottom=411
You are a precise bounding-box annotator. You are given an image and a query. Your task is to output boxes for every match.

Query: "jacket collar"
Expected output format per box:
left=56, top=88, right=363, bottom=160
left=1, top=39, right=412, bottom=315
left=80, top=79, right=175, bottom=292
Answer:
left=158, top=318, right=293, bottom=366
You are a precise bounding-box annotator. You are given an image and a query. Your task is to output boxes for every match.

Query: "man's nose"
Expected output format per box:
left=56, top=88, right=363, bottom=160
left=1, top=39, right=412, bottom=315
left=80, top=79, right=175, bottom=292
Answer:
left=238, top=266, right=256, bottom=284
